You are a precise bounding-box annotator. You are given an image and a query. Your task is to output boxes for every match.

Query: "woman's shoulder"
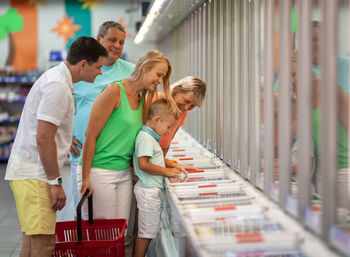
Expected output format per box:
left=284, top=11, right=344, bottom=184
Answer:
left=102, top=82, right=122, bottom=98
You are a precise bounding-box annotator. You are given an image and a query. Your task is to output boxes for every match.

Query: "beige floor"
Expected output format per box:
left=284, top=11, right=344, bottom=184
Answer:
left=0, top=163, right=74, bottom=257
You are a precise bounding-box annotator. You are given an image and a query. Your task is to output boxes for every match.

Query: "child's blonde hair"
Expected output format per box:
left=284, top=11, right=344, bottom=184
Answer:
left=148, top=98, right=179, bottom=121
left=171, top=76, right=206, bottom=107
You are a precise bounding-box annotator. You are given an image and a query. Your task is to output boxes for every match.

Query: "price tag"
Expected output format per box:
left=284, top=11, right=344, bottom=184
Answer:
left=198, top=184, right=217, bottom=188
left=236, top=232, right=263, bottom=243
left=187, top=169, right=204, bottom=173
left=199, top=192, right=218, bottom=196
left=187, top=177, right=205, bottom=181
left=214, top=205, right=236, bottom=211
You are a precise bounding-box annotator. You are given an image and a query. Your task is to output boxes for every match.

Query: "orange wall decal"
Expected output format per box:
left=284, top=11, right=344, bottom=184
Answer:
left=11, top=0, right=38, bottom=71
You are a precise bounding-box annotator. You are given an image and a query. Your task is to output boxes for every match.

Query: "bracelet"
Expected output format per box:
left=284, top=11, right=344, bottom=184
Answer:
left=168, top=159, right=178, bottom=167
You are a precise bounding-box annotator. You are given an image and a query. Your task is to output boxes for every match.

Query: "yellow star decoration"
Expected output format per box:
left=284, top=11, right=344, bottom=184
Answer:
left=117, top=18, right=130, bottom=37
left=28, top=0, right=47, bottom=6
left=51, top=14, right=81, bottom=43
left=78, top=0, right=103, bottom=11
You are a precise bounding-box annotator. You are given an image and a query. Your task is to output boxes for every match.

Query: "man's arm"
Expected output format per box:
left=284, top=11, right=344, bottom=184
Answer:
left=37, top=120, right=66, bottom=211
left=70, top=138, right=82, bottom=158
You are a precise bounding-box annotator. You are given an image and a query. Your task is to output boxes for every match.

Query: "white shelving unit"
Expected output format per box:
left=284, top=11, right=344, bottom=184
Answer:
left=152, top=129, right=342, bottom=257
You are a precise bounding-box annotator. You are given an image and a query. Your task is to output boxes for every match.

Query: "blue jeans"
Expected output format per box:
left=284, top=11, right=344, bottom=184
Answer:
left=70, top=160, right=79, bottom=216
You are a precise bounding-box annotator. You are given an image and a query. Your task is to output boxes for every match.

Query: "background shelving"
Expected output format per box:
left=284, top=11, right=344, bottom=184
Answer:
left=0, top=72, right=40, bottom=162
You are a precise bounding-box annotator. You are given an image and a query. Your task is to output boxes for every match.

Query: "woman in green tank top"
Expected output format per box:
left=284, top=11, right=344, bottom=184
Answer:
left=78, top=50, right=173, bottom=221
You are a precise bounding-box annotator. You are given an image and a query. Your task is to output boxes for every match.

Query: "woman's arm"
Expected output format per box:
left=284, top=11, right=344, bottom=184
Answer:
left=81, top=83, right=121, bottom=196
left=163, top=126, right=191, bottom=173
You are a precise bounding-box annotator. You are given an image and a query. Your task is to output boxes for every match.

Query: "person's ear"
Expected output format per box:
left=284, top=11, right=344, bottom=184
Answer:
left=79, top=60, right=88, bottom=70
left=97, top=35, right=101, bottom=42
left=152, top=115, right=161, bottom=124
left=142, top=65, right=152, bottom=74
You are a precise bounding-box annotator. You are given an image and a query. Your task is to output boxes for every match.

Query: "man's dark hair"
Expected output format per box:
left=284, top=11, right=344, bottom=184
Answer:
left=66, top=36, right=108, bottom=65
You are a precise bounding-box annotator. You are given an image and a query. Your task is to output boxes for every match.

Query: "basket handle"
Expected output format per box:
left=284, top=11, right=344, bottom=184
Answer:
left=76, top=189, right=93, bottom=242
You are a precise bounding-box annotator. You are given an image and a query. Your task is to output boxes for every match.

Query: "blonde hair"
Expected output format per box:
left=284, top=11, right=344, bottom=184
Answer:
left=128, top=50, right=172, bottom=123
left=171, top=76, right=206, bottom=107
left=128, top=50, right=172, bottom=99
left=148, top=98, right=179, bottom=121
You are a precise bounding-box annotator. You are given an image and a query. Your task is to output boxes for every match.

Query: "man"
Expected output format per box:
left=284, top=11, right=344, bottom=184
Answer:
left=69, top=21, right=135, bottom=216
left=4, top=36, right=107, bottom=257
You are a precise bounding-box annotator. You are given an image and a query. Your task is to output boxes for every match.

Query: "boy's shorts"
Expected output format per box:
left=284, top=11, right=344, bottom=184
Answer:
left=134, top=183, right=163, bottom=239
left=10, top=179, right=56, bottom=235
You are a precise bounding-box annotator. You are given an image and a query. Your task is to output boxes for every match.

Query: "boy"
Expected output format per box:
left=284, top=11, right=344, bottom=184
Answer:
left=133, top=98, right=183, bottom=257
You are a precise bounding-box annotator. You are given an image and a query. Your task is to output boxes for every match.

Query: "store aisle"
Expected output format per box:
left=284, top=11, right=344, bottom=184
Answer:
left=0, top=163, right=74, bottom=257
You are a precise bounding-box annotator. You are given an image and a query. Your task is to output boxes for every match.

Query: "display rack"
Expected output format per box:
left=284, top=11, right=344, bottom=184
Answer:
left=0, top=73, right=39, bottom=161
left=149, top=129, right=343, bottom=257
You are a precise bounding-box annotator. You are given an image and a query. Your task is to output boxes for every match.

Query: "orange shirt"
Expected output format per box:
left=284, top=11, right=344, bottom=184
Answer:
left=159, top=111, right=187, bottom=150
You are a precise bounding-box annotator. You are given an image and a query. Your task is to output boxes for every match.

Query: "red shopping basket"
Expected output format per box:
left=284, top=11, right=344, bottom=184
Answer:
left=53, top=190, right=127, bottom=256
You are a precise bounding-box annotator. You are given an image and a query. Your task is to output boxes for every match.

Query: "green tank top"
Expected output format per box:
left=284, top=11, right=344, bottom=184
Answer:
left=312, top=106, right=349, bottom=169
left=90, top=81, right=143, bottom=170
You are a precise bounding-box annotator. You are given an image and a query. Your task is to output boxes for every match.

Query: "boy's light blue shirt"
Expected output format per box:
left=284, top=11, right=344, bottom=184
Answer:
left=70, top=59, right=135, bottom=161
left=133, top=125, right=165, bottom=189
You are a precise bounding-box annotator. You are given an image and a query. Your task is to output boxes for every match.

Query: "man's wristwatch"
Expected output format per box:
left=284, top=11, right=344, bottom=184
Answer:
left=48, top=176, right=62, bottom=186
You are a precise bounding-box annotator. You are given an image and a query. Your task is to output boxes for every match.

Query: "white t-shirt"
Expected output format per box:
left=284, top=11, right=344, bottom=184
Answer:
left=5, top=62, right=74, bottom=183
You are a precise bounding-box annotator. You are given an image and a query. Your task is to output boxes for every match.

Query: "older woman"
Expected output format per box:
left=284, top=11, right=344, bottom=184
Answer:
left=159, top=76, right=207, bottom=168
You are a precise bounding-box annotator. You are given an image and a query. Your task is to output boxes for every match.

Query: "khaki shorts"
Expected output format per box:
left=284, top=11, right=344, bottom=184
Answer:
left=134, top=184, right=163, bottom=239
left=10, top=179, right=56, bottom=235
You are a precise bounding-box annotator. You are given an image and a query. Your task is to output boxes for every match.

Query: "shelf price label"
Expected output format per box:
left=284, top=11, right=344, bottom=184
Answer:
left=236, top=232, right=263, bottom=243
left=214, top=205, right=236, bottom=211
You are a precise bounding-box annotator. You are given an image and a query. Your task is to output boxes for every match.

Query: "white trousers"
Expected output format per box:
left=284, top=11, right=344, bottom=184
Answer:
left=77, top=165, right=133, bottom=221
left=316, top=168, right=350, bottom=210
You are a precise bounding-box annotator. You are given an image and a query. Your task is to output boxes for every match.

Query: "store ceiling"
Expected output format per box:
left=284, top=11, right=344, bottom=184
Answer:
left=140, top=0, right=206, bottom=43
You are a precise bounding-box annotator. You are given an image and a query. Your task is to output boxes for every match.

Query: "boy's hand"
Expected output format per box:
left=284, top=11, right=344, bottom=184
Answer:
left=165, top=168, right=181, bottom=177
left=172, top=162, right=188, bottom=174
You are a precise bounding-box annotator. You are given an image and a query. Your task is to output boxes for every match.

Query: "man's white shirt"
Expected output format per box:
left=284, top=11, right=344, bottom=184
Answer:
left=5, top=62, right=74, bottom=183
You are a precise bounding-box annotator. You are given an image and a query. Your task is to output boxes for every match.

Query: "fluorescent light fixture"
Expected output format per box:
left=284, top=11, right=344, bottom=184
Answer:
left=134, top=0, right=169, bottom=44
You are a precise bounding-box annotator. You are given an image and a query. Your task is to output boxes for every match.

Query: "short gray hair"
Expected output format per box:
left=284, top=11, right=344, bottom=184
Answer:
left=97, top=21, right=125, bottom=37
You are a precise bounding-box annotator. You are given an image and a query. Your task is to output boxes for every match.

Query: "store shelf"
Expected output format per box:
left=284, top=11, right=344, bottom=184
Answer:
left=154, top=129, right=343, bottom=257
left=0, top=74, right=35, bottom=161
left=0, top=76, right=38, bottom=84
left=0, top=117, right=21, bottom=123
left=329, top=225, right=350, bottom=257
left=0, top=97, right=26, bottom=103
